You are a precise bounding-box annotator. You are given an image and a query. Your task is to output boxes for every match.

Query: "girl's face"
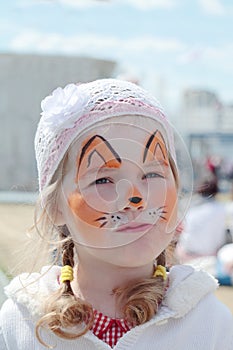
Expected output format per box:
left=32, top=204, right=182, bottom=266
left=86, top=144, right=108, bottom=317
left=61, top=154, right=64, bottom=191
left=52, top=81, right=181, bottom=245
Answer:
left=60, top=116, right=178, bottom=266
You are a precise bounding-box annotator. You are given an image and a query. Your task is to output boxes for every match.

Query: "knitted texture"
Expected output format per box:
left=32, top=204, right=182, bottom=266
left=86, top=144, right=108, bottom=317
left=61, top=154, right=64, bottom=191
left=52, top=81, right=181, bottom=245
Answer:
left=35, top=79, right=176, bottom=191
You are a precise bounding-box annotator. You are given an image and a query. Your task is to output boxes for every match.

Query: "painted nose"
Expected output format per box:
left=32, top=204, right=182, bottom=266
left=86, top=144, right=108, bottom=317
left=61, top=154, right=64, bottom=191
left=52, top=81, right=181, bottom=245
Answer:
left=128, top=188, right=145, bottom=208
left=129, top=196, right=142, bottom=205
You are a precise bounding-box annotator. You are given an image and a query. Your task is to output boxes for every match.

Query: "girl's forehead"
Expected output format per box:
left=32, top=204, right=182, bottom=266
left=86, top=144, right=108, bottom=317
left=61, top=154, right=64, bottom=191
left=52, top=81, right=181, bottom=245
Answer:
left=67, top=116, right=168, bottom=166
left=80, top=116, right=166, bottom=146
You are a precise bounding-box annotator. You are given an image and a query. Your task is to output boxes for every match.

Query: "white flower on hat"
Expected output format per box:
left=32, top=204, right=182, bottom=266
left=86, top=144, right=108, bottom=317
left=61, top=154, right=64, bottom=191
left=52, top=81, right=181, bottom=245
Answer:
left=41, top=83, right=88, bottom=130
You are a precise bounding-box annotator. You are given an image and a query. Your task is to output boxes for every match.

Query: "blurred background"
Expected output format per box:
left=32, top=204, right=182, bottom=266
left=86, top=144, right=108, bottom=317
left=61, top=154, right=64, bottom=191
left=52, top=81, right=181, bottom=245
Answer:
left=0, top=0, right=233, bottom=308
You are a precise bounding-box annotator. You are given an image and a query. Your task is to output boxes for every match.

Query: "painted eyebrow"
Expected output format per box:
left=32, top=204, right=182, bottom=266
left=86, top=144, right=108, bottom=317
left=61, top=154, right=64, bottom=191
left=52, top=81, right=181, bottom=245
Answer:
left=78, top=134, right=121, bottom=168
left=143, top=130, right=167, bottom=163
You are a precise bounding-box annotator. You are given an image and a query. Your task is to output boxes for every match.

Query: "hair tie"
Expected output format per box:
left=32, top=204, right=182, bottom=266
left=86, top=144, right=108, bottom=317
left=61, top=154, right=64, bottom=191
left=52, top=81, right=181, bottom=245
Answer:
left=60, top=265, right=74, bottom=283
left=153, top=265, right=167, bottom=280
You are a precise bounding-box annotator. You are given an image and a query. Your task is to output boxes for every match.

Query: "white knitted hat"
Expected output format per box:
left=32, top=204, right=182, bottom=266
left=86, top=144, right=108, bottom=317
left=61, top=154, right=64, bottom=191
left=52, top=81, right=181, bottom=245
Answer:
left=35, top=79, right=177, bottom=192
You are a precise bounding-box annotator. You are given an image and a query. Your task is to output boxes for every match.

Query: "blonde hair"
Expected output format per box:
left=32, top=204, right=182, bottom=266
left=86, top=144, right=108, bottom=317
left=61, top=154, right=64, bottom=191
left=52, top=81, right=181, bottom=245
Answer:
left=32, top=152, right=179, bottom=347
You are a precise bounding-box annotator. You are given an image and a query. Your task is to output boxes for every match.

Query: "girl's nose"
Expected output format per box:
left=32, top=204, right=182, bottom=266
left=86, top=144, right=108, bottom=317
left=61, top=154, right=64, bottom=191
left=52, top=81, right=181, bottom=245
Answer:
left=126, top=186, right=145, bottom=210
left=116, top=180, right=146, bottom=212
left=128, top=196, right=143, bottom=205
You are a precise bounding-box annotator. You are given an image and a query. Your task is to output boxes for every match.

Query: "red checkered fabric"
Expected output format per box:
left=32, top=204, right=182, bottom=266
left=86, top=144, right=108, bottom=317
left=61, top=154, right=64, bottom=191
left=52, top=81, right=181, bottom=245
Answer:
left=92, top=309, right=133, bottom=347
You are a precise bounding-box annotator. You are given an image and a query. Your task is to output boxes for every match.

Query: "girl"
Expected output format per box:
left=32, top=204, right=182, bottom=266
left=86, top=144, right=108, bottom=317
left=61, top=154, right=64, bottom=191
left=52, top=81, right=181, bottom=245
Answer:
left=0, top=79, right=232, bottom=349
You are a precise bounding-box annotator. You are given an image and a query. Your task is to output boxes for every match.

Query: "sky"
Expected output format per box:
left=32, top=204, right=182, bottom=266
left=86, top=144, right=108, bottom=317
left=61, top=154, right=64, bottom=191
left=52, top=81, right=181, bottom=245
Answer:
left=1, top=0, right=233, bottom=112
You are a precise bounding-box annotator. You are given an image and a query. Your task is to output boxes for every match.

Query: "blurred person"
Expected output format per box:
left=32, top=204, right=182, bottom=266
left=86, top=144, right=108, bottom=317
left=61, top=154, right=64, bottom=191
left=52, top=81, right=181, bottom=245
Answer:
left=225, top=181, right=233, bottom=243
left=176, top=175, right=227, bottom=263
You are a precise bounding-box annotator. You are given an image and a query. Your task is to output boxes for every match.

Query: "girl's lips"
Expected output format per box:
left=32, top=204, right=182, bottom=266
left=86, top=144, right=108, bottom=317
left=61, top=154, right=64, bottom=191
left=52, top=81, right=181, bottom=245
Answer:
left=116, top=223, right=153, bottom=233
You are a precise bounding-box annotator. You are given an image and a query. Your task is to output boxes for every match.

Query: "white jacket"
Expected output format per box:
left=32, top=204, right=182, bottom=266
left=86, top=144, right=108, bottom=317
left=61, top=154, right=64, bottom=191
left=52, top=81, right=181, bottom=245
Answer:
left=0, top=265, right=233, bottom=350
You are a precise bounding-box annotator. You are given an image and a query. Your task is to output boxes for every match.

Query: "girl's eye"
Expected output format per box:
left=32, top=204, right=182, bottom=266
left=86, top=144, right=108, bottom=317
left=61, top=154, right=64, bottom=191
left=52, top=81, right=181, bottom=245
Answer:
left=95, top=177, right=112, bottom=185
left=142, top=172, right=164, bottom=180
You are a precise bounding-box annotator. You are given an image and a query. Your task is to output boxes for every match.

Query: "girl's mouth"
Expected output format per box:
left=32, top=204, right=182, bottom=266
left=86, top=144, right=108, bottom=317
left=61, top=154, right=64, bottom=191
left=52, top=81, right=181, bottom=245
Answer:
left=116, top=222, right=153, bottom=233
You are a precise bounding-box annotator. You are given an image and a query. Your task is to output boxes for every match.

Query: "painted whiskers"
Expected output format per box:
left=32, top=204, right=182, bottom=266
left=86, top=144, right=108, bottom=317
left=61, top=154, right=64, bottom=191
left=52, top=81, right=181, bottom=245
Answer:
left=94, top=205, right=168, bottom=229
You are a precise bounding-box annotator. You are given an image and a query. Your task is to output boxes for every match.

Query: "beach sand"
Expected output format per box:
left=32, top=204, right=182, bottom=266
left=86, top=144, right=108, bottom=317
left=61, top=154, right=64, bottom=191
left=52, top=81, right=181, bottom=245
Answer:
left=0, top=203, right=232, bottom=312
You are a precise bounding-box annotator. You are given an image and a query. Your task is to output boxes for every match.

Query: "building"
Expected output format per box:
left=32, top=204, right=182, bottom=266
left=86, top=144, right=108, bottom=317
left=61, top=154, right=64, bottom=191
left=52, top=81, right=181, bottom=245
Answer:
left=180, top=89, right=221, bottom=133
left=179, top=88, right=233, bottom=189
left=0, top=53, right=116, bottom=192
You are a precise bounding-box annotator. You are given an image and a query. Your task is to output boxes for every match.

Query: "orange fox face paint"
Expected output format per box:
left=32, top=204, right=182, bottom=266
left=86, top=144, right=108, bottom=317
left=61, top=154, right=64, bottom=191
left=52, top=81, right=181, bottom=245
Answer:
left=76, top=135, right=121, bottom=181
left=143, top=130, right=169, bottom=165
left=68, top=191, right=107, bottom=228
left=68, top=135, right=122, bottom=228
left=63, top=123, right=177, bottom=238
left=127, top=186, right=144, bottom=209
left=142, top=129, right=177, bottom=231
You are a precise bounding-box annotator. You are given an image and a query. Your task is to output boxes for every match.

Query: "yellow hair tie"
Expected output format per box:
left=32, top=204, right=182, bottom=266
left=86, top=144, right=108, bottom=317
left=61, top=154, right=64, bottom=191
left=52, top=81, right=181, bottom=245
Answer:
left=60, top=265, right=74, bottom=283
left=153, top=265, right=167, bottom=280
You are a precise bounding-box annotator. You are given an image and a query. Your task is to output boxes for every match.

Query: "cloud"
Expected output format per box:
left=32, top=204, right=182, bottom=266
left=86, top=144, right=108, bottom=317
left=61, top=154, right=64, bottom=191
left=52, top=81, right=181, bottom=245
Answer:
left=18, top=0, right=104, bottom=8
left=203, top=44, right=233, bottom=71
left=178, top=48, right=205, bottom=64
left=59, top=0, right=102, bottom=8
left=198, top=0, right=226, bottom=16
left=117, top=0, right=176, bottom=10
left=9, top=31, right=184, bottom=57
left=46, top=0, right=177, bottom=10
left=177, top=43, right=233, bottom=80
left=9, top=30, right=233, bottom=74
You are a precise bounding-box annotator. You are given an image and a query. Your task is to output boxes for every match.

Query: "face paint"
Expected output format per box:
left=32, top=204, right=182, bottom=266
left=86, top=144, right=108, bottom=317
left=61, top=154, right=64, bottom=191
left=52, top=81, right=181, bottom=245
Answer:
left=68, top=190, right=107, bottom=228
left=76, top=135, right=121, bottom=182
left=68, top=190, right=131, bottom=229
left=127, top=186, right=144, bottom=209
left=68, top=188, right=167, bottom=229
left=143, top=130, right=169, bottom=165
left=68, top=135, right=122, bottom=228
left=65, top=125, right=177, bottom=237
left=163, top=182, right=178, bottom=232
left=140, top=130, right=177, bottom=232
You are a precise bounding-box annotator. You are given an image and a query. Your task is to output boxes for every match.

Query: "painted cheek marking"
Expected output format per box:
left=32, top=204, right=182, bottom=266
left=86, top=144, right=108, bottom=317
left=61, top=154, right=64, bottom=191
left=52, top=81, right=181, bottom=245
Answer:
left=76, top=135, right=122, bottom=182
left=164, top=185, right=178, bottom=221
left=143, top=130, right=169, bottom=165
left=147, top=206, right=167, bottom=221
left=68, top=191, right=107, bottom=228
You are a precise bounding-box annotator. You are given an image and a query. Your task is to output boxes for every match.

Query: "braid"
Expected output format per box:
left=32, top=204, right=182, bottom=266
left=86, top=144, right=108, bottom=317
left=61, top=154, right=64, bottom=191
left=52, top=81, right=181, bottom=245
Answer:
left=36, top=225, right=94, bottom=347
left=60, top=225, right=74, bottom=295
left=114, top=250, right=167, bottom=326
left=157, top=250, right=166, bottom=267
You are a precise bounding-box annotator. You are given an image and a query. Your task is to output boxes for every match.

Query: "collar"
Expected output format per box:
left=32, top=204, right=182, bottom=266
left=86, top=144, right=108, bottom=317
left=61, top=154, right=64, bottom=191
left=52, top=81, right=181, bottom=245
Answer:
left=5, top=264, right=218, bottom=321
